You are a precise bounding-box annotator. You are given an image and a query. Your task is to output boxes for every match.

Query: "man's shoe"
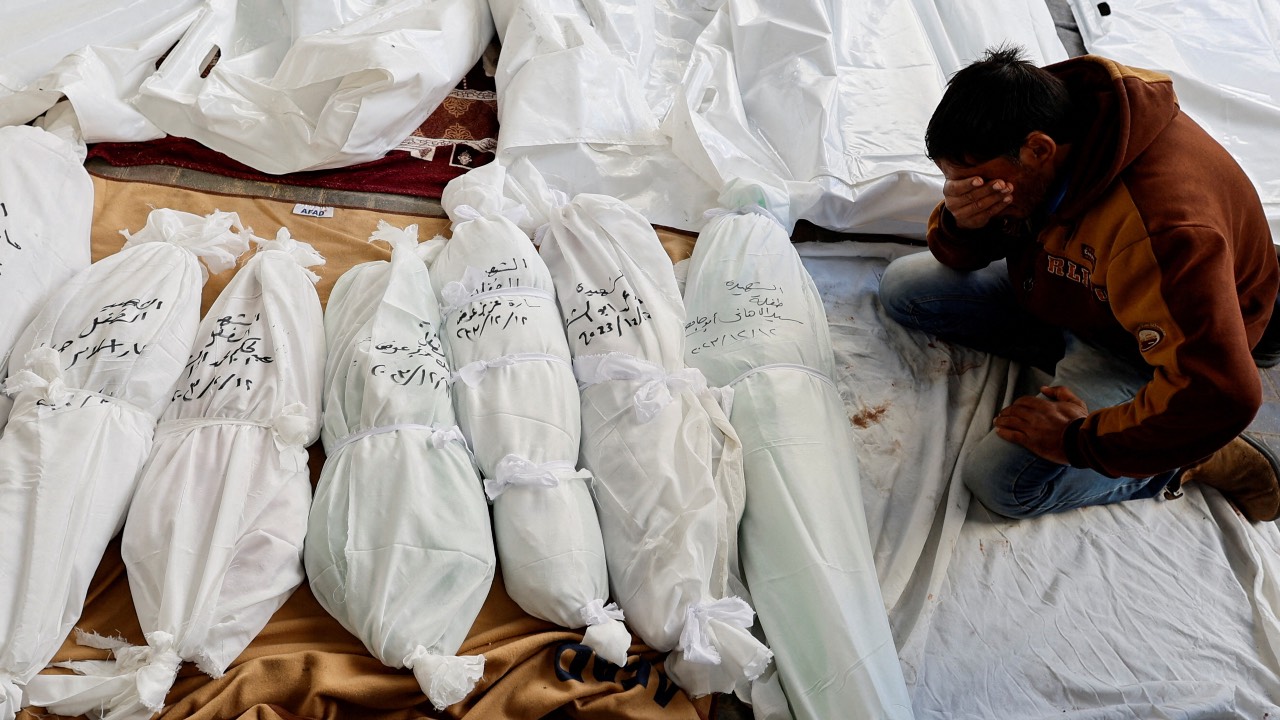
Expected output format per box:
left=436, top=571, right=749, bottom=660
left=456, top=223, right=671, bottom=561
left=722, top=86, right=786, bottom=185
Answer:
left=1177, top=434, right=1280, bottom=522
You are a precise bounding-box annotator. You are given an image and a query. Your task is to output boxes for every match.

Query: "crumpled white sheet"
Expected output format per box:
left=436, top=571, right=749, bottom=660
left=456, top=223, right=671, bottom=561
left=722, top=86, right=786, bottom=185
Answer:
left=1067, top=0, right=1280, bottom=239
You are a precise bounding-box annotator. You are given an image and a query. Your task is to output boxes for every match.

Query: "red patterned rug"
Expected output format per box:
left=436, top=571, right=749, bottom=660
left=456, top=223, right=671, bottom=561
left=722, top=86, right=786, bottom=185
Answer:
left=87, top=62, right=498, bottom=201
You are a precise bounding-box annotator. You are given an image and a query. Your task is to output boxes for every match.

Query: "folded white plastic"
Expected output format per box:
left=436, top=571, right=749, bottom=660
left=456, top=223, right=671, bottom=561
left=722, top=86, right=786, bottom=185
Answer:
left=0, top=125, right=93, bottom=432
left=682, top=207, right=914, bottom=719
left=430, top=163, right=628, bottom=666
left=305, top=224, right=494, bottom=712
left=0, top=209, right=246, bottom=720
left=24, top=230, right=325, bottom=720
left=128, top=0, right=494, bottom=174
left=506, top=159, right=771, bottom=697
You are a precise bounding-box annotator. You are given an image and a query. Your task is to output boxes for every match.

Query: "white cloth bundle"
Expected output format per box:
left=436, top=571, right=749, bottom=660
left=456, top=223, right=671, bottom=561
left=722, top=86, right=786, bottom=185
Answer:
left=0, top=125, right=93, bottom=432
left=24, top=229, right=325, bottom=719
left=0, top=208, right=247, bottom=720
left=431, top=163, right=628, bottom=666
left=305, top=224, right=494, bottom=712
left=505, top=159, right=771, bottom=697
left=682, top=207, right=914, bottom=719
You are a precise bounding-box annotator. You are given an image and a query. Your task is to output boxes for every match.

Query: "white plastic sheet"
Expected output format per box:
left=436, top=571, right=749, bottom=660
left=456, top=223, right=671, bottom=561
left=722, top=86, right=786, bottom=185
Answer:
left=0, top=209, right=246, bottom=720
left=430, top=164, right=629, bottom=665
left=682, top=208, right=913, bottom=719
left=0, top=126, right=93, bottom=432
left=24, top=231, right=325, bottom=720
left=492, top=0, right=1065, bottom=236
left=1067, top=0, right=1280, bottom=238
left=132, top=0, right=494, bottom=174
left=505, top=160, right=771, bottom=697
left=305, top=225, right=494, bottom=712
left=0, top=6, right=201, bottom=144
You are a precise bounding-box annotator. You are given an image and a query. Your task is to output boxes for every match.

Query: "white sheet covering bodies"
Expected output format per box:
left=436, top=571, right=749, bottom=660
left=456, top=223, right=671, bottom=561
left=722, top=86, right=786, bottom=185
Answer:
left=0, top=210, right=245, bottom=720
left=0, top=125, right=93, bottom=431
left=305, top=231, right=495, bottom=712
left=525, top=182, right=770, bottom=697
left=682, top=209, right=913, bottom=719
left=432, top=166, right=627, bottom=665
left=23, top=232, right=326, bottom=719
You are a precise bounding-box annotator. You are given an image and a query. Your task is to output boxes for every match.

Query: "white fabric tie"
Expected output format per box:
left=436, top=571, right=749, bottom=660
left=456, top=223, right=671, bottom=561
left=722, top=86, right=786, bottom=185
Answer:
left=573, top=353, right=708, bottom=423
left=403, top=646, right=485, bottom=712
left=3, top=346, right=70, bottom=404
left=450, top=203, right=530, bottom=228
left=452, top=353, right=570, bottom=388
left=703, top=204, right=786, bottom=229
left=328, top=423, right=466, bottom=456
left=4, top=347, right=150, bottom=419
left=120, top=208, right=250, bottom=281
left=452, top=204, right=484, bottom=222
left=579, top=599, right=631, bottom=667
left=253, top=227, right=325, bottom=283
left=0, top=674, right=21, bottom=717
left=485, top=455, right=584, bottom=500
left=368, top=219, right=420, bottom=253
left=677, top=597, right=755, bottom=665
left=65, top=629, right=184, bottom=712
left=157, top=402, right=314, bottom=470
left=579, top=599, right=625, bottom=628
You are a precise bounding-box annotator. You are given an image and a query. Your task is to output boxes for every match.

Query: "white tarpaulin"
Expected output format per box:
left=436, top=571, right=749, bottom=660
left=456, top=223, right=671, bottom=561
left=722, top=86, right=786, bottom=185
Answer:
left=505, top=160, right=772, bottom=697
left=132, top=0, right=494, bottom=174
left=24, top=231, right=325, bottom=720
left=0, top=209, right=246, bottom=720
left=0, top=0, right=493, bottom=175
left=681, top=208, right=913, bottom=719
left=430, top=164, right=630, bottom=666
left=0, top=126, right=93, bottom=432
left=1067, top=0, right=1280, bottom=239
left=0, top=0, right=199, bottom=145
left=305, top=227, right=495, bottom=712
left=491, top=0, right=1066, bottom=236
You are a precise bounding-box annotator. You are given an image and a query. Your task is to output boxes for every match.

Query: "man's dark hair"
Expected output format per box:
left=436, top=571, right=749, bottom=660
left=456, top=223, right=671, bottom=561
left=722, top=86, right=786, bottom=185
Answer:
left=925, top=44, right=1074, bottom=165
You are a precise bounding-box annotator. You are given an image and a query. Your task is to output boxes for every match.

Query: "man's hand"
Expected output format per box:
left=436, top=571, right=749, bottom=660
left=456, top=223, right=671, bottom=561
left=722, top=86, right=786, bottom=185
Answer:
left=944, top=176, right=1014, bottom=230
left=993, top=385, right=1088, bottom=465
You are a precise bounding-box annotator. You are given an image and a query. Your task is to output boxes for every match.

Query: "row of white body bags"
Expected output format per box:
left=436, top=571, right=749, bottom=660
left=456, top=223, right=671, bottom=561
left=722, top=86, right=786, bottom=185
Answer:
left=24, top=229, right=326, bottom=720
left=682, top=206, right=914, bottom=720
left=0, top=208, right=247, bottom=720
left=504, top=158, right=773, bottom=698
left=0, top=125, right=92, bottom=433
left=305, top=226, right=495, bottom=712
left=430, top=163, right=630, bottom=666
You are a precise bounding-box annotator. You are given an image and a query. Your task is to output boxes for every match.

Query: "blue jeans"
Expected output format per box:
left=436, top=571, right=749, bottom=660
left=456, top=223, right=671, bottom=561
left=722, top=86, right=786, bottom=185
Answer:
left=878, top=252, right=1176, bottom=519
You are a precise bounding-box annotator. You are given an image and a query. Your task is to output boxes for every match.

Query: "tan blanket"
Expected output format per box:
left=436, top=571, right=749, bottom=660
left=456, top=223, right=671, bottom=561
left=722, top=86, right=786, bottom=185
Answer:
left=18, top=174, right=708, bottom=720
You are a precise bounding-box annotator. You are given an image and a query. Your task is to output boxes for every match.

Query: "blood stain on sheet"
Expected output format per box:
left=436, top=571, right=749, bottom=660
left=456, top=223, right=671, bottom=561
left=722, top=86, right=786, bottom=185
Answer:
left=849, top=401, right=891, bottom=428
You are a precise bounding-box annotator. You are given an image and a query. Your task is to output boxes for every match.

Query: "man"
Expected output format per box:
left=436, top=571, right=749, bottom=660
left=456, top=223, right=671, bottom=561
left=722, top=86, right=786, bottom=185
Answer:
left=878, top=45, right=1280, bottom=521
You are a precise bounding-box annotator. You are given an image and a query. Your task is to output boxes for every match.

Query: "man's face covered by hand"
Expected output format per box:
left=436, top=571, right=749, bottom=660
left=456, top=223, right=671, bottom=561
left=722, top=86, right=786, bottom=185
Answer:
left=935, top=132, right=1061, bottom=230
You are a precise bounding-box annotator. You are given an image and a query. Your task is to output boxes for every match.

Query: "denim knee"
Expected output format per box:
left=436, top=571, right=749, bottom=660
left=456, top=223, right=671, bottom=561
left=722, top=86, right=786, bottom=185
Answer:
left=962, top=434, right=1055, bottom=520
left=877, top=255, right=928, bottom=329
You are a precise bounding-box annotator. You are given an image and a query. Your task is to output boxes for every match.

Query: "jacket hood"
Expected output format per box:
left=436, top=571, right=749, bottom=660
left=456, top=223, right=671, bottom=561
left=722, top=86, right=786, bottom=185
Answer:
left=1048, top=55, right=1180, bottom=219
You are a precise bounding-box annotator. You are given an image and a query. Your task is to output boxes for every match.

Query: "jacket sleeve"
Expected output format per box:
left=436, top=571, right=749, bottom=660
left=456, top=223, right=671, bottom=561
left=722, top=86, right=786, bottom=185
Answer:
left=925, top=202, right=1012, bottom=271
left=1062, top=227, right=1262, bottom=477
